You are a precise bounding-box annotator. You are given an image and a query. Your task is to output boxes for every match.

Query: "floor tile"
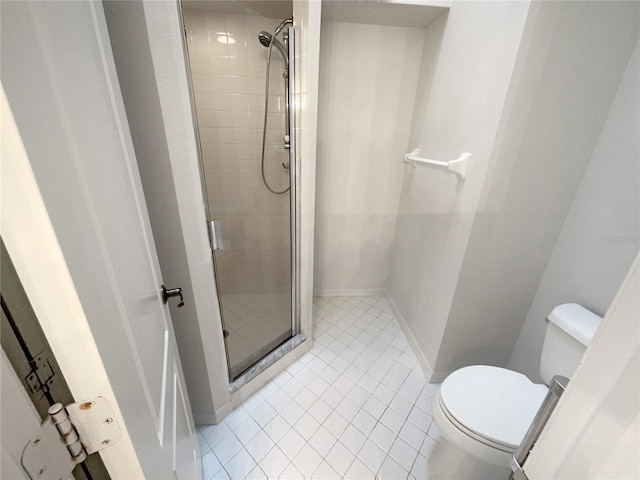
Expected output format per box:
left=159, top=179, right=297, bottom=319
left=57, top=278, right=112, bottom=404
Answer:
left=309, top=397, right=333, bottom=424
left=420, top=434, right=439, bottom=458
left=311, top=460, right=341, bottom=480
left=295, top=387, right=319, bottom=410
left=378, top=455, right=409, bottom=480
left=369, top=422, right=396, bottom=452
left=260, top=446, right=290, bottom=478
left=362, top=396, right=386, bottom=420
left=399, top=419, right=428, bottom=452
left=233, top=416, right=261, bottom=444
left=223, top=448, right=256, bottom=479
left=201, top=422, right=231, bottom=448
left=344, top=457, right=375, bottom=480
left=280, top=399, right=305, bottom=426
left=210, top=467, right=229, bottom=480
left=380, top=407, right=405, bottom=435
left=212, top=433, right=242, bottom=465
left=279, top=462, right=304, bottom=479
left=339, top=423, right=367, bottom=455
left=408, top=405, right=433, bottom=432
left=279, top=428, right=306, bottom=460
left=308, top=425, right=337, bottom=457
left=335, top=397, right=360, bottom=422
left=246, top=464, right=267, bottom=480
left=351, top=409, right=377, bottom=437
left=201, top=451, right=222, bottom=480
left=325, top=441, right=356, bottom=476
left=245, top=430, right=275, bottom=462
left=411, top=453, right=429, bottom=479
left=389, top=437, right=418, bottom=470
left=196, top=430, right=210, bottom=455
left=357, top=439, right=387, bottom=474
left=251, top=402, right=277, bottom=427
left=222, top=406, right=249, bottom=429
left=323, top=410, right=349, bottom=438
left=263, top=415, right=291, bottom=443
left=293, top=412, right=321, bottom=438
left=197, top=295, right=444, bottom=480
left=292, top=443, right=323, bottom=477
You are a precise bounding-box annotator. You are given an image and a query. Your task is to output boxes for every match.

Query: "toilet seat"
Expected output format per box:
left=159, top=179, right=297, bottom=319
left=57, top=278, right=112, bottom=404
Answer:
left=433, top=365, right=548, bottom=465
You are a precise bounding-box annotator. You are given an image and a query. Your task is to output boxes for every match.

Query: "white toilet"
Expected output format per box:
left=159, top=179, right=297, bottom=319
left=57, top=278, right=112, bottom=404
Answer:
left=429, top=303, right=602, bottom=479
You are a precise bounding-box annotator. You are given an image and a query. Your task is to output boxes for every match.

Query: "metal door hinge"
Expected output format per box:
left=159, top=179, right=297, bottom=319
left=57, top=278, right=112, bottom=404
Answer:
left=22, top=397, right=121, bottom=480
left=25, top=352, right=55, bottom=397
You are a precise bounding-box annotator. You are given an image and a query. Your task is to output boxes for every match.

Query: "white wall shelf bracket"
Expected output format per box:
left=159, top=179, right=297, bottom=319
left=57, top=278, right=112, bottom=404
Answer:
left=404, top=149, right=471, bottom=180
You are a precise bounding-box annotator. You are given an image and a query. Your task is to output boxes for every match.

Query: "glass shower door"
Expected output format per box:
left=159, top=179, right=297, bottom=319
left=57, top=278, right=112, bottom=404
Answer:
left=182, top=8, right=295, bottom=380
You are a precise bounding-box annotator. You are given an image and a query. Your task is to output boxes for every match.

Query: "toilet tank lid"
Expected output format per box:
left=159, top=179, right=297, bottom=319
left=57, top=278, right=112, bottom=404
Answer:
left=548, top=303, right=602, bottom=346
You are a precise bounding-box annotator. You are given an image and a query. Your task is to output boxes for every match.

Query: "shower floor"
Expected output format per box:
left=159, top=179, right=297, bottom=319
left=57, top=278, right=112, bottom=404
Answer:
left=199, top=295, right=442, bottom=479
left=221, top=292, right=292, bottom=379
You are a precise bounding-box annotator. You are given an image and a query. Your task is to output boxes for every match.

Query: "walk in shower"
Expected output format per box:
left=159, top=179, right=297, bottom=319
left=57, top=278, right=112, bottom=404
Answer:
left=181, top=2, right=298, bottom=381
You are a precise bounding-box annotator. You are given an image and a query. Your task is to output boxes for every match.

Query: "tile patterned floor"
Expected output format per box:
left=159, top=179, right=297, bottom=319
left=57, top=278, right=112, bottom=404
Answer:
left=197, top=296, right=441, bottom=479
left=221, top=293, right=291, bottom=377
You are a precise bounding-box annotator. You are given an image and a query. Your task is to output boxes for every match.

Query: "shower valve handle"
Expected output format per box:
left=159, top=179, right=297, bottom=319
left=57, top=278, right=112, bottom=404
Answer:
left=161, top=285, right=184, bottom=308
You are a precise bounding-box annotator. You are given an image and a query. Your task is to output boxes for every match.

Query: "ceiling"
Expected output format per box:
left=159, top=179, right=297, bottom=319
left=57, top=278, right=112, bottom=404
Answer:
left=322, top=0, right=450, bottom=28
left=182, top=0, right=293, bottom=19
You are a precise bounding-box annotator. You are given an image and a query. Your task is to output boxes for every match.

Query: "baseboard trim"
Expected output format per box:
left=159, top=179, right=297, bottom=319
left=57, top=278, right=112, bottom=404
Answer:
left=429, top=371, right=451, bottom=383
left=313, top=288, right=386, bottom=297
left=194, top=411, right=220, bottom=426
left=385, top=290, right=435, bottom=382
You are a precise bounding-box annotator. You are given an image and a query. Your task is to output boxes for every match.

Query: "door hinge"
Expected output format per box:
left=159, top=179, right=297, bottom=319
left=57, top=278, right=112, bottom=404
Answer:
left=21, top=397, right=121, bottom=480
left=25, top=352, right=55, bottom=397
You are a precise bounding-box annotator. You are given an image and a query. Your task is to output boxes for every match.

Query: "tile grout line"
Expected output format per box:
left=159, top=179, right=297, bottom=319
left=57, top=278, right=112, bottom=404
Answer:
left=198, top=295, right=441, bottom=479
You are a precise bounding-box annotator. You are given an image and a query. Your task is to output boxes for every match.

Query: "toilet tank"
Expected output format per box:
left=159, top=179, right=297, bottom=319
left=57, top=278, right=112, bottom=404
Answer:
left=539, top=303, right=602, bottom=385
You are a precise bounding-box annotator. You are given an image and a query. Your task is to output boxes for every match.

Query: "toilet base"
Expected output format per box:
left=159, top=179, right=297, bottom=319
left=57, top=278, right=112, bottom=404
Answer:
left=428, top=437, right=512, bottom=480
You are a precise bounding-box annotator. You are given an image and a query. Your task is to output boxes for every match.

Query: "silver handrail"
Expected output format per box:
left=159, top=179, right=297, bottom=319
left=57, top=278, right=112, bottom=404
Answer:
left=510, top=375, right=569, bottom=479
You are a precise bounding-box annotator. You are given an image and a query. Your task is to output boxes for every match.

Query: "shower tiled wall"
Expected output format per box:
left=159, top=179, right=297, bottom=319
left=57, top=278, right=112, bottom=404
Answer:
left=183, top=10, right=291, bottom=295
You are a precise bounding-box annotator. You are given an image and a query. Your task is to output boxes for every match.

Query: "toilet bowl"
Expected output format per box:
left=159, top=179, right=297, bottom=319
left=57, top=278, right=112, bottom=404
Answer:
left=429, top=304, right=602, bottom=479
left=429, top=366, right=548, bottom=479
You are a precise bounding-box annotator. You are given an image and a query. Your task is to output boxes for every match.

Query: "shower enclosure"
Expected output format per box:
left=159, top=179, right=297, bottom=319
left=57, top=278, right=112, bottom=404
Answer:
left=180, top=4, right=298, bottom=381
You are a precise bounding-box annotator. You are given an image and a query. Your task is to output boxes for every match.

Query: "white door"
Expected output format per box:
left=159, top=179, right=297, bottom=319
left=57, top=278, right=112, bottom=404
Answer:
left=520, top=256, right=639, bottom=480
left=1, top=1, right=200, bottom=479
left=1, top=348, right=41, bottom=480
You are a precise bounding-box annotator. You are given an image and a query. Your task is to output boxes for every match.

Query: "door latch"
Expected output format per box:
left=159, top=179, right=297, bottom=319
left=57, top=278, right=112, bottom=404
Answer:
left=161, top=285, right=184, bottom=308
left=21, top=397, right=121, bottom=480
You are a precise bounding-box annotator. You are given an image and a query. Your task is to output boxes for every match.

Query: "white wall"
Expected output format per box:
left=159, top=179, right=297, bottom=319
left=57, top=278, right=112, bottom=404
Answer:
left=314, top=21, right=425, bottom=294
left=386, top=1, right=531, bottom=372
left=387, top=1, right=639, bottom=379
left=431, top=0, right=639, bottom=377
left=183, top=10, right=292, bottom=295
left=508, top=39, right=640, bottom=382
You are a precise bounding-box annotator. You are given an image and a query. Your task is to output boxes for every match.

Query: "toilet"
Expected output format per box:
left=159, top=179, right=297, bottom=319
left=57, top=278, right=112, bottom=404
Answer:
left=429, top=303, right=602, bottom=479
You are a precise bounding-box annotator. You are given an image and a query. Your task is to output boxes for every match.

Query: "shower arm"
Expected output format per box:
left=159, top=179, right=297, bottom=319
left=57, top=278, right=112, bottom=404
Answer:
left=274, top=18, right=293, bottom=38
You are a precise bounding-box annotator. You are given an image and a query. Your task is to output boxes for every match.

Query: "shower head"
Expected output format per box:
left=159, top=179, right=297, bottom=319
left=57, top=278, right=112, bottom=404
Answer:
left=258, top=31, right=272, bottom=48
left=258, top=31, right=288, bottom=66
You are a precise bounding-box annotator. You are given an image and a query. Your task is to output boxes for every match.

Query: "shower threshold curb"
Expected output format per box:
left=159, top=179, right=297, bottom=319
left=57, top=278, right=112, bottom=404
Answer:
left=229, top=333, right=306, bottom=393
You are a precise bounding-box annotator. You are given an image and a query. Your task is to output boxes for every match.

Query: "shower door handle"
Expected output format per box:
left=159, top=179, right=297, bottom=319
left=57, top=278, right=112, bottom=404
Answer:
left=209, top=220, right=224, bottom=251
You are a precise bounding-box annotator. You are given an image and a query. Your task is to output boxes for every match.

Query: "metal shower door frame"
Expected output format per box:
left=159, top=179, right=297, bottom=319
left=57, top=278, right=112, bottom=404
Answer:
left=176, top=2, right=300, bottom=382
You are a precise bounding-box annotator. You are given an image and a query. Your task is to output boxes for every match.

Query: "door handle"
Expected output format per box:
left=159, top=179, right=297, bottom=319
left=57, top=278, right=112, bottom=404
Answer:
left=161, top=285, right=184, bottom=308
left=209, top=220, right=224, bottom=251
